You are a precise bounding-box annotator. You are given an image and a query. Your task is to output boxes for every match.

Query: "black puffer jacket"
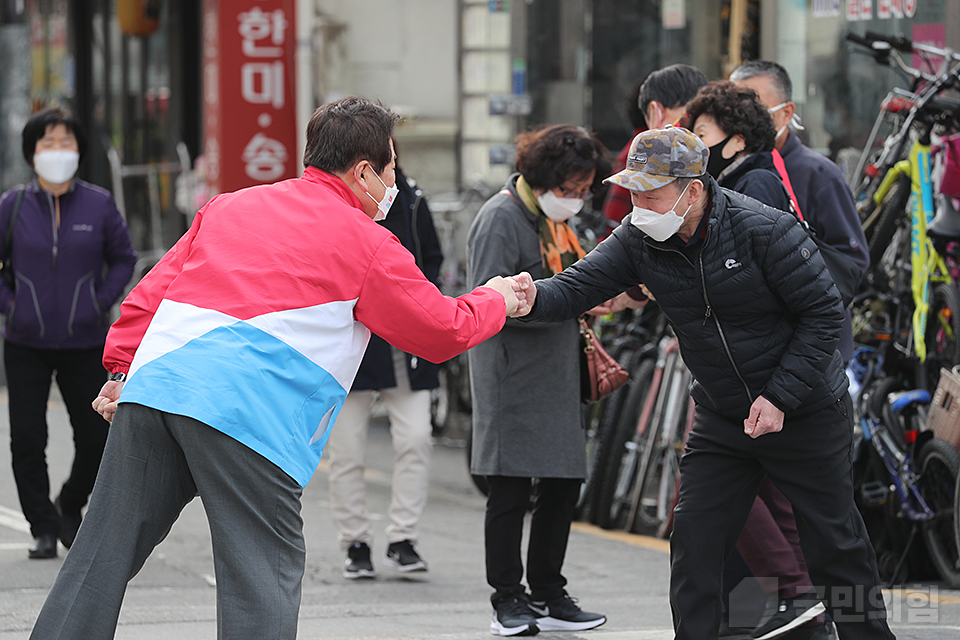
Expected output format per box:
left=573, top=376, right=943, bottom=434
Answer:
left=525, top=178, right=848, bottom=421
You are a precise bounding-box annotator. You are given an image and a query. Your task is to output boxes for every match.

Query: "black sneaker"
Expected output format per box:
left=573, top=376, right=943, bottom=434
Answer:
left=385, top=539, right=427, bottom=573
left=751, top=596, right=826, bottom=640
left=491, top=594, right=539, bottom=636
left=529, top=593, right=605, bottom=632
left=343, top=542, right=375, bottom=579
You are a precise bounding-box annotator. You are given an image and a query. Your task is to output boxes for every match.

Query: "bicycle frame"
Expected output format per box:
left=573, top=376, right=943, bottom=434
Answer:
left=859, top=413, right=934, bottom=522
left=868, top=130, right=952, bottom=363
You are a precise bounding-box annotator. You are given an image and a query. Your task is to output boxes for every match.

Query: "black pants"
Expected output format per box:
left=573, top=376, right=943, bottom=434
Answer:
left=5, top=341, right=108, bottom=538
left=670, top=394, right=895, bottom=640
left=485, top=475, right=580, bottom=604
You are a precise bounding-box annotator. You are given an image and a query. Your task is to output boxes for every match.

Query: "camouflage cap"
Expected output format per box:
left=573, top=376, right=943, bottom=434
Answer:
left=604, top=126, right=708, bottom=191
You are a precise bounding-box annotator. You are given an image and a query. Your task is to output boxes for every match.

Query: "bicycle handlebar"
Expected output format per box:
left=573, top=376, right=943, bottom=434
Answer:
left=864, top=30, right=913, bottom=53
left=847, top=29, right=960, bottom=65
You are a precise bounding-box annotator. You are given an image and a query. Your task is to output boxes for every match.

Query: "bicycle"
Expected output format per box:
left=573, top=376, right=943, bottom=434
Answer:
left=846, top=31, right=960, bottom=391
left=849, top=347, right=960, bottom=587
left=593, top=324, right=693, bottom=538
left=578, top=303, right=665, bottom=524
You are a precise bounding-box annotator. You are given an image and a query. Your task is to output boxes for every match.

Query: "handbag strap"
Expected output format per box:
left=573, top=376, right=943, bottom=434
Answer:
left=3, top=185, right=26, bottom=270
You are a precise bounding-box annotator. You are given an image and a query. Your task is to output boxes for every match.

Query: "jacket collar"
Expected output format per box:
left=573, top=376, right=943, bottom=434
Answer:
left=780, top=131, right=801, bottom=161
left=718, top=151, right=777, bottom=188
left=30, top=176, right=79, bottom=197
left=301, top=165, right=365, bottom=211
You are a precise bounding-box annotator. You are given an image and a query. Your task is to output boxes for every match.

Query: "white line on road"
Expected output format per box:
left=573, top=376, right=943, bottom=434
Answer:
left=0, top=504, right=30, bottom=533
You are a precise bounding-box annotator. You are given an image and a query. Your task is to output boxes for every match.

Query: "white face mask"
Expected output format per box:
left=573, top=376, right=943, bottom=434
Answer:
left=34, top=149, right=79, bottom=185
left=537, top=190, right=584, bottom=222
left=366, top=170, right=399, bottom=221
left=768, top=102, right=804, bottom=140
left=629, top=181, right=692, bottom=242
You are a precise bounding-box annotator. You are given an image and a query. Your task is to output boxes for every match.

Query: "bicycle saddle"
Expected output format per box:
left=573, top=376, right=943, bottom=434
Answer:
left=888, top=389, right=931, bottom=412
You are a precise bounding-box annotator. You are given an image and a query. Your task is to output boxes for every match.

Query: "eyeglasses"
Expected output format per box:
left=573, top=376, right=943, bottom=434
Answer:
left=557, top=184, right=594, bottom=201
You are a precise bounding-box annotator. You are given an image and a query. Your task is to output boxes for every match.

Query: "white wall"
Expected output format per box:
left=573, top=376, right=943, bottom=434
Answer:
left=315, top=0, right=457, bottom=119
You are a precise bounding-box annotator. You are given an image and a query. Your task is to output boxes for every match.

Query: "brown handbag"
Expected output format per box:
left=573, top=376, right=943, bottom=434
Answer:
left=579, top=317, right=629, bottom=403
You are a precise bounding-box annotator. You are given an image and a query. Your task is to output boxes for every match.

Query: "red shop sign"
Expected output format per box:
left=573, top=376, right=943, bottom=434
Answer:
left=203, top=0, right=298, bottom=195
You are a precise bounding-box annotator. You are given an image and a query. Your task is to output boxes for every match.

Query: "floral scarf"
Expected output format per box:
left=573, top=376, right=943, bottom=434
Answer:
left=516, top=175, right=585, bottom=277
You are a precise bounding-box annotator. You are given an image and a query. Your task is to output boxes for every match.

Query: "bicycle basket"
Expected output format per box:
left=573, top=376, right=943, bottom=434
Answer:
left=926, top=366, right=960, bottom=450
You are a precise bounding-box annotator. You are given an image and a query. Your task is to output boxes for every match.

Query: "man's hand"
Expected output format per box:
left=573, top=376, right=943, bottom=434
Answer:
left=92, top=379, right=124, bottom=424
left=744, top=395, right=784, bottom=438
left=586, top=291, right=647, bottom=316
left=484, top=274, right=526, bottom=317
left=506, top=272, right=535, bottom=317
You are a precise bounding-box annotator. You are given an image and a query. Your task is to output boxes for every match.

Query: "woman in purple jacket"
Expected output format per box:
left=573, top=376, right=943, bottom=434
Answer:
left=0, top=108, right=136, bottom=559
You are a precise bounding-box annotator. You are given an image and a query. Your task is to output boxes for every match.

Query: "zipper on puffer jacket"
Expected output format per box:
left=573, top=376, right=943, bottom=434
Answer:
left=646, top=231, right=754, bottom=405
left=696, top=243, right=753, bottom=404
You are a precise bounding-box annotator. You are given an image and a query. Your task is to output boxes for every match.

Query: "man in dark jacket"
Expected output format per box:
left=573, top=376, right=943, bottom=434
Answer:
left=511, top=127, right=894, bottom=640
left=324, top=164, right=443, bottom=579
left=731, top=60, right=869, bottom=363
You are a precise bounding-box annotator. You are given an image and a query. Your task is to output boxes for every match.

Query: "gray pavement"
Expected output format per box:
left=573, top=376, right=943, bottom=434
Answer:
left=1, top=389, right=959, bottom=639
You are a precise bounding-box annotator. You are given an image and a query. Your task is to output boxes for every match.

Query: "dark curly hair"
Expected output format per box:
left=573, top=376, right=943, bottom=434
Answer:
left=514, top=124, right=612, bottom=195
left=680, top=81, right=777, bottom=154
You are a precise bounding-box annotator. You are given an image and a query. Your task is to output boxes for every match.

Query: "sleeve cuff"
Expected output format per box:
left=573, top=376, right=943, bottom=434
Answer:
left=626, top=285, right=648, bottom=302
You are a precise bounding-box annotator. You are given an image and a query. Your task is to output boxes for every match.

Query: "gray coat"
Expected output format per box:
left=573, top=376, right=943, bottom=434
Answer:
left=465, top=175, right=586, bottom=479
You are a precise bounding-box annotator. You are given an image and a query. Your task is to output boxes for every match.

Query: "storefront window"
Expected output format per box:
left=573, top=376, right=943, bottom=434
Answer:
left=772, top=0, right=948, bottom=166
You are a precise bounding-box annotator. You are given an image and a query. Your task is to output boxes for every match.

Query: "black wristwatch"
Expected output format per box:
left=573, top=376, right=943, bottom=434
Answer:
left=109, top=372, right=127, bottom=383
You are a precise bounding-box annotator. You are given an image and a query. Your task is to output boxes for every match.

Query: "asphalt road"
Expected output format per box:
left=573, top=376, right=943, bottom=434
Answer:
left=1, top=389, right=958, bottom=639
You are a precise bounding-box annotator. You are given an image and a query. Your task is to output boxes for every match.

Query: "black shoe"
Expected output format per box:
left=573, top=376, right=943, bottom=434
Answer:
left=782, top=622, right=838, bottom=640
left=385, top=539, right=427, bottom=573
left=751, top=596, right=826, bottom=640
left=491, top=594, right=539, bottom=636
left=55, top=495, right=81, bottom=549
left=343, top=542, right=375, bottom=579
left=28, top=534, right=58, bottom=559
left=529, top=593, right=606, bottom=632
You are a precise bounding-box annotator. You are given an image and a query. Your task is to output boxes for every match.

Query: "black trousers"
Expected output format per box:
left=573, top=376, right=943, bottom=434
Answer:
left=5, top=341, right=108, bottom=538
left=670, top=394, right=895, bottom=640
left=485, top=475, right=581, bottom=604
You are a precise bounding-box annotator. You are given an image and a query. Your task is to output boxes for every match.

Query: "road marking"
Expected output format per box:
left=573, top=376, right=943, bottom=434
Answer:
left=0, top=542, right=31, bottom=550
left=0, top=504, right=30, bottom=533
left=571, top=522, right=671, bottom=553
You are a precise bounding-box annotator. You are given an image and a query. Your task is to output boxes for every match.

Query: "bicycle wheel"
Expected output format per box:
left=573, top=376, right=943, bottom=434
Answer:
left=866, top=173, right=911, bottom=269
left=594, top=355, right=655, bottom=529
left=925, top=283, right=960, bottom=391
left=918, top=437, right=960, bottom=588
left=579, top=345, right=645, bottom=524
left=631, top=355, right=690, bottom=537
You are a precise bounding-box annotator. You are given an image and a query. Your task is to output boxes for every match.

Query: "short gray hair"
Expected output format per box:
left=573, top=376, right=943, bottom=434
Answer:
left=729, top=60, right=792, bottom=103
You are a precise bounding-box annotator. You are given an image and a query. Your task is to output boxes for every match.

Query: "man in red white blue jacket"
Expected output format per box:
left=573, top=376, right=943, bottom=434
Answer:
left=29, top=97, right=529, bottom=640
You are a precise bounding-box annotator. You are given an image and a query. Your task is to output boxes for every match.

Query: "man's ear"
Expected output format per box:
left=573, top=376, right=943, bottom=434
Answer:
left=689, top=178, right=706, bottom=202
left=782, top=101, right=797, bottom=121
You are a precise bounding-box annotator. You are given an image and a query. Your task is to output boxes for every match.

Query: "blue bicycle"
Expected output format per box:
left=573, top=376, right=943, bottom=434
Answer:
left=850, top=347, right=960, bottom=587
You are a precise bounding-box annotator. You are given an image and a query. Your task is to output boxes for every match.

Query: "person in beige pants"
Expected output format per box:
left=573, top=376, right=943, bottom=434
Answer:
left=325, top=164, right=443, bottom=579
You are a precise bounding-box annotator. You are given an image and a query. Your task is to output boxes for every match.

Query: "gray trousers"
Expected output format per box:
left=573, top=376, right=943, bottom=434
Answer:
left=30, top=403, right=306, bottom=640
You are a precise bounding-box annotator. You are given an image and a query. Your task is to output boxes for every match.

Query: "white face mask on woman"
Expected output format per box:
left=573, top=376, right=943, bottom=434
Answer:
left=629, top=181, right=692, bottom=242
left=366, top=170, right=399, bottom=221
left=537, top=190, right=584, bottom=222
left=34, top=149, right=80, bottom=185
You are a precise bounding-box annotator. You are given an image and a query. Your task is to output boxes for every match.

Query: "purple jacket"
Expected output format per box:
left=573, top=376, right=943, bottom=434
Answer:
left=0, top=179, right=137, bottom=349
